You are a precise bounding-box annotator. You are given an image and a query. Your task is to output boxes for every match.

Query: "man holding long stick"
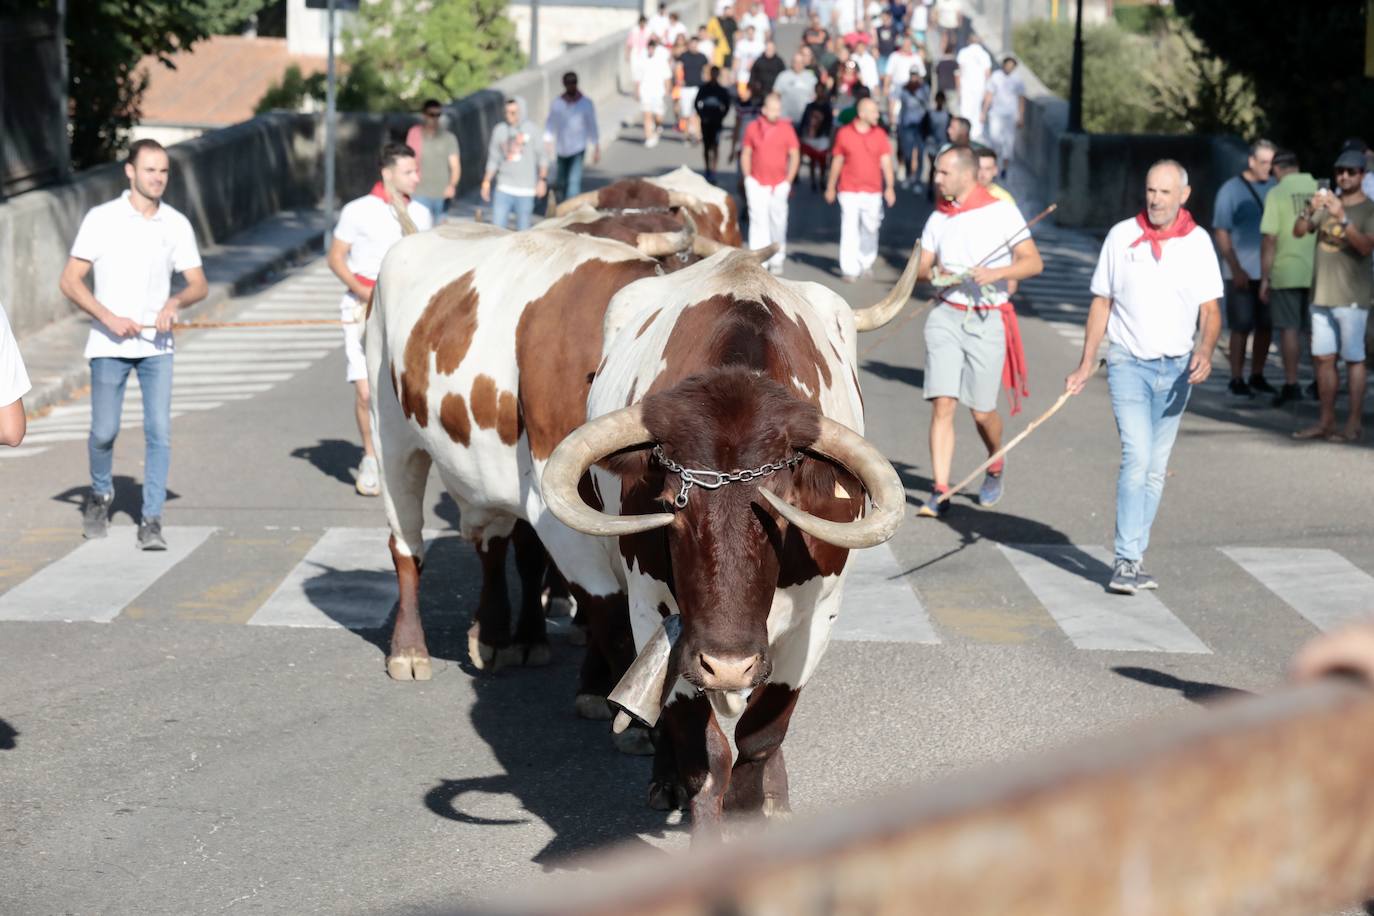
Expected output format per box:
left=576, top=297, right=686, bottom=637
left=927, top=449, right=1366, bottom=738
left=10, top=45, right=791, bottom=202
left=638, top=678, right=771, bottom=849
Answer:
left=1065, top=160, right=1221, bottom=595
left=916, top=145, right=1042, bottom=518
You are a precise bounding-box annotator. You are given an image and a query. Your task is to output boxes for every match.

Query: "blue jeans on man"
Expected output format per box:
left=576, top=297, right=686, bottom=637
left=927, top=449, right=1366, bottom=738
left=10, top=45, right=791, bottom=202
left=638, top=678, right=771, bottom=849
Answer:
left=413, top=195, right=447, bottom=224
left=555, top=151, right=586, bottom=200
left=491, top=190, right=536, bottom=230
left=1107, top=344, right=1192, bottom=563
left=89, top=354, right=173, bottom=519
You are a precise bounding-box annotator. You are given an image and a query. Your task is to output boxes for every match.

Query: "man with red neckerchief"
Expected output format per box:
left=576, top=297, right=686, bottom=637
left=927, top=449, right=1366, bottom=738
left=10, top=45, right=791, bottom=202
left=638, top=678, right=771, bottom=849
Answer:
left=916, top=144, right=1042, bottom=518
left=328, top=142, right=432, bottom=497
left=1065, top=159, right=1222, bottom=596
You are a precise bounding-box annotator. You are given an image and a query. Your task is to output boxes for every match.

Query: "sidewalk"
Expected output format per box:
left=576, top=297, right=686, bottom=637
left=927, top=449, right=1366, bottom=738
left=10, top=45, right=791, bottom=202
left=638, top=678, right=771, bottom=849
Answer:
left=18, top=208, right=328, bottom=417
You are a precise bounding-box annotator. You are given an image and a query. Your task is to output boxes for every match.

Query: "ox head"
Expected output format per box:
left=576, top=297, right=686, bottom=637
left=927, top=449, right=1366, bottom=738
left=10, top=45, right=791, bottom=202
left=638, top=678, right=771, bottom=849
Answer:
left=542, top=368, right=903, bottom=707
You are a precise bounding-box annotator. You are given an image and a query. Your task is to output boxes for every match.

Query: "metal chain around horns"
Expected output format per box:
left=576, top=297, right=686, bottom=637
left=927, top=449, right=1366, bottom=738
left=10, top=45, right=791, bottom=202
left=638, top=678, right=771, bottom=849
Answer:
left=651, top=444, right=805, bottom=509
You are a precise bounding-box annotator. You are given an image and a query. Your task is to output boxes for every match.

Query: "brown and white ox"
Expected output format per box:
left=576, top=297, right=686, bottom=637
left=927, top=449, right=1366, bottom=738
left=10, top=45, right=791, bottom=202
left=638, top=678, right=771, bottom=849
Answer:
left=540, top=249, right=908, bottom=833
left=554, top=166, right=743, bottom=249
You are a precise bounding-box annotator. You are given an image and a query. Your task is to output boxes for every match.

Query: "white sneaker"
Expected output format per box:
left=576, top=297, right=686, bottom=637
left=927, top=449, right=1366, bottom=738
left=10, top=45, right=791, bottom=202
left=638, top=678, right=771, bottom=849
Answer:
left=356, top=455, right=381, bottom=496
left=645, top=135, right=659, bottom=149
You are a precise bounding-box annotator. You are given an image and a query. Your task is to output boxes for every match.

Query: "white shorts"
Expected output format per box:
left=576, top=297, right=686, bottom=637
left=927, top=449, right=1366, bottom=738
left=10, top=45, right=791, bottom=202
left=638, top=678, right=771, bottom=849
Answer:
left=341, top=293, right=367, bottom=383
left=1311, top=304, right=1369, bottom=363
left=639, top=89, right=665, bottom=113
left=679, top=86, right=700, bottom=119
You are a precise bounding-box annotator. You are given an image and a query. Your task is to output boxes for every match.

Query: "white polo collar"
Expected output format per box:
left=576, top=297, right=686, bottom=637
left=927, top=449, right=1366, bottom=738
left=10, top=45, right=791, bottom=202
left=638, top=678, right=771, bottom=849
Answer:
left=122, top=190, right=165, bottom=222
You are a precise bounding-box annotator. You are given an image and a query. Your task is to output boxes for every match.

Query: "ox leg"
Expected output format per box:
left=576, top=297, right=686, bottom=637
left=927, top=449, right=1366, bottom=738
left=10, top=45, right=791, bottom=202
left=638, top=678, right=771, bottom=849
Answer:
left=510, top=520, right=551, bottom=666
left=569, top=586, right=655, bottom=755
left=468, top=531, right=526, bottom=672
left=662, top=693, right=733, bottom=839
left=724, top=683, right=800, bottom=819
left=381, top=448, right=433, bottom=682
left=648, top=725, right=687, bottom=811
left=543, top=563, right=576, bottom=621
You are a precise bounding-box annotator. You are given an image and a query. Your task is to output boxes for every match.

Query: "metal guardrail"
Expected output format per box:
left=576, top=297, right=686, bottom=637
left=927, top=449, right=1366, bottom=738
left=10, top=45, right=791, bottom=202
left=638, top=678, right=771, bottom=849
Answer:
left=473, top=678, right=1374, bottom=916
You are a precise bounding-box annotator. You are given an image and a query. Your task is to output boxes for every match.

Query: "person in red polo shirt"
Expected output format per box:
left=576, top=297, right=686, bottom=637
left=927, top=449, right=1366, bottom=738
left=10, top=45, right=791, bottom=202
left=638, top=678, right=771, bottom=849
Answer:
left=824, top=97, right=897, bottom=282
left=742, top=91, right=800, bottom=275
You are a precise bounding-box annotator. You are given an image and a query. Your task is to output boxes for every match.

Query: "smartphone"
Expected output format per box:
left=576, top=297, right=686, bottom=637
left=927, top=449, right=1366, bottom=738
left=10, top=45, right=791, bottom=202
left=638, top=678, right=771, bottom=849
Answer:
left=1318, top=178, right=1332, bottom=192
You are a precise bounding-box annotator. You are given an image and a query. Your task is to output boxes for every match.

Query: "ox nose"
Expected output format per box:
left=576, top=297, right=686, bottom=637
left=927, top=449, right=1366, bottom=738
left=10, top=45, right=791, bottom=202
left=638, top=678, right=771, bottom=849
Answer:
left=694, top=651, right=766, bottom=691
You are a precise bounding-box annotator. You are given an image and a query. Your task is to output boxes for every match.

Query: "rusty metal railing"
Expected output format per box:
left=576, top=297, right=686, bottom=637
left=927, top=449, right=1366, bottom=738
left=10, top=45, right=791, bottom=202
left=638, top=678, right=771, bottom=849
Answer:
left=474, top=678, right=1374, bottom=916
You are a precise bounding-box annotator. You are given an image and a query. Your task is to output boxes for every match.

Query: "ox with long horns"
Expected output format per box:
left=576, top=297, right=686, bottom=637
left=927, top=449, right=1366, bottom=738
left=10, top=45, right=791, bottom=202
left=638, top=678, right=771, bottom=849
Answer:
left=541, top=248, right=910, bottom=832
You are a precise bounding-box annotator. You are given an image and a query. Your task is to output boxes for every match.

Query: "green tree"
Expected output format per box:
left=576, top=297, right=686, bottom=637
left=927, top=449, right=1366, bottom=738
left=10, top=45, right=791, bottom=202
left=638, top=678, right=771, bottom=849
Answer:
left=18, top=0, right=269, bottom=168
left=1174, top=0, right=1374, bottom=167
left=343, top=0, right=524, bottom=107
left=1014, top=19, right=1161, bottom=133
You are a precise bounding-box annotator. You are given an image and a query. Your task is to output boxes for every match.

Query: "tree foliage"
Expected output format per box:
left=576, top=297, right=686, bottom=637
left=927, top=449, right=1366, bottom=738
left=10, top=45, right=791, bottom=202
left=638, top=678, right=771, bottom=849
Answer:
left=23, top=0, right=269, bottom=168
left=342, top=0, right=524, bottom=107
left=254, top=60, right=404, bottom=115
left=1173, top=0, right=1374, bottom=168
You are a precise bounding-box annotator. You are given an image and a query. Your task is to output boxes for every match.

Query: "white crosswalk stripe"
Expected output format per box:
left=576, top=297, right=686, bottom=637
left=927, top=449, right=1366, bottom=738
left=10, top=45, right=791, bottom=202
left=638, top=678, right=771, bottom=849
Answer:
left=0, top=527, right=217, bottom=622
left=834, top=543, right=941, bottom=643
left=1221, top=547, right=1374, bottom=632
left=998, top=544, right=1210, bottom=653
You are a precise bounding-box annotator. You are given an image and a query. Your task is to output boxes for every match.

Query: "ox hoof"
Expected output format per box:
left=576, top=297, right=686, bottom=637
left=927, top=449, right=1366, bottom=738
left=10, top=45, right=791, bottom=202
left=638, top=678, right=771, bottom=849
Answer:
left=521, top=642, right=552, bottom=667
left=467, top=628, right=493, bottom=671
left=612, top=725, right=655, bottom=757
left=490, top=644, right=525, bottom=671
left=575, top=694, right=613, bottom=720
left=386, top=652, right=433, bottom=681
left=545, top=596, right=575, bottom=619
left=648, top=780, right=687, bottom=812
left=762, top=796, right=793, bottom=821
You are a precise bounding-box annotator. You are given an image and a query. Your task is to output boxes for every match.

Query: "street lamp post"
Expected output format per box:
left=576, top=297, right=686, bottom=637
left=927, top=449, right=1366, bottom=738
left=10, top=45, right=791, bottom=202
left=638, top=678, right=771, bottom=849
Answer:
left=323, top=0, right=338, bottom=253
left=530, top=0, right=540, bottom=66
left=1067, top=0, right=1084, bottom=132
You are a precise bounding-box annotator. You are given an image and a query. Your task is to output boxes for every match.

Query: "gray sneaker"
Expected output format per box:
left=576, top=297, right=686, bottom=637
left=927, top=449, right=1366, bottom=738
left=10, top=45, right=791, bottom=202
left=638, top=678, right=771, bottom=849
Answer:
left=81, top=491, right=113, bottom=539
left=137, top=517, right=167, bottom=551
left=1108, top=558, right=1138, bottom=595
left=1134, top=566, right=1158, bottom=590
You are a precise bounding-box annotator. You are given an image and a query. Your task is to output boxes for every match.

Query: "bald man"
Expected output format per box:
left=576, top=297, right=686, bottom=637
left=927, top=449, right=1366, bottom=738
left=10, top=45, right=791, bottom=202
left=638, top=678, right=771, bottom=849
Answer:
left=825, top=97, right=897, bottom=281
left=1066, top=160, right=1222, bottom=595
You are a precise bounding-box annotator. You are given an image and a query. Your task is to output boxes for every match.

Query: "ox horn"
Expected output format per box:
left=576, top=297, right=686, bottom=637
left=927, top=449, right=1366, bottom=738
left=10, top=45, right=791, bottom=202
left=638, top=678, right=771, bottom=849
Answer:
left=691, top=233, right=726, bottom=257
left=609, top=614, right=682, bottom=732
left=851, top=239, right=923, bottom=332
left=756, top=417, right=905, bottom=549
left=541, top=404, right=676, bottom=537
left=636, top=227, right=692, bottom=257
left=554, top=190, right=601, bottom=216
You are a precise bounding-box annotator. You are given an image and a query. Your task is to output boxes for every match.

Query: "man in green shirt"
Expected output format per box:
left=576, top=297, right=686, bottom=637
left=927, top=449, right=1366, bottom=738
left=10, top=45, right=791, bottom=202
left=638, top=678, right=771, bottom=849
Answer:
left=1292, top=149, right=1374, bottom=442
left=1259, top=149, right=1317, bottom=406
left=406, top=99, right=461, bottom=224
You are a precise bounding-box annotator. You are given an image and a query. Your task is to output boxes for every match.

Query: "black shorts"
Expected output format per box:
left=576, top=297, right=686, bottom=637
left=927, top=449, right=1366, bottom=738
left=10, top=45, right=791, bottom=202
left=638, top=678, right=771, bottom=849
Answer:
left=701, top=121, right=724, bottom=147
left=1269, top=287, right=1309, bottom=331
left=1225, top=281, right=1271, bottom=333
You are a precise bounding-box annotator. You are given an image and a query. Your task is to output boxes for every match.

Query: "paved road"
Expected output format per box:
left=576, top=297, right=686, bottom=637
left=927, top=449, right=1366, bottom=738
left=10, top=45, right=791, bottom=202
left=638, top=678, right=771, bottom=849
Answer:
left=5, top=74, right=1374, bottom=916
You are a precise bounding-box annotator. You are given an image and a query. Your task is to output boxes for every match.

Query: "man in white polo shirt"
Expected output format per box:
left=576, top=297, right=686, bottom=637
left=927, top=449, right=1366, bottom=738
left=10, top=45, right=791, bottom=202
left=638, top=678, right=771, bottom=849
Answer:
left=917, top=144, right=1042, bottom=518
left=58, top=139, right=207, bottom=549
left=328, top=141, right=431, bottom=496
left=1066, top=159, right=1222, bottom=595
left=0, top=300, right=30, bottom=447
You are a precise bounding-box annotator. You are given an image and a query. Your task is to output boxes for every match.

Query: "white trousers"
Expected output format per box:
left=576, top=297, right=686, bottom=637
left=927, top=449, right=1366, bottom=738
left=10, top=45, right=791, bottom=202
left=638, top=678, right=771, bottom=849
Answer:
left=987, top=112, right=1016, bottom=166
left=838, top=191, right=883, bottom=278
left=745, top=176, right=789, bottom=270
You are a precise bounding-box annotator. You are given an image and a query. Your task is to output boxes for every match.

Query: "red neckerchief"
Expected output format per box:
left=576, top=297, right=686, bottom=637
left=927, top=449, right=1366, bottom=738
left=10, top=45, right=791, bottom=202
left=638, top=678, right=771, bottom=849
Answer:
left=936, top=183, right=998, bottom=216
left=1130, top=208, right=1197, bottom=261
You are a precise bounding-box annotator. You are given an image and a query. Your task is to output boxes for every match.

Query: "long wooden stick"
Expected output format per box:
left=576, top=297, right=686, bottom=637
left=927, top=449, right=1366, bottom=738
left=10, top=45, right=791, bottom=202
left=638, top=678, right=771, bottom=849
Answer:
left=937, top=358, right=1105, bottom=504
left=137, top=318, right=353, bottom=331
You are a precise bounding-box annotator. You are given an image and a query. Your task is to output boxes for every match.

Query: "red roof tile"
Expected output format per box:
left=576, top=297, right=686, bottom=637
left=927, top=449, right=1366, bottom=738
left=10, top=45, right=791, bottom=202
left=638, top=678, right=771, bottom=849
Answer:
left=137, top=36, right=327, bottom=127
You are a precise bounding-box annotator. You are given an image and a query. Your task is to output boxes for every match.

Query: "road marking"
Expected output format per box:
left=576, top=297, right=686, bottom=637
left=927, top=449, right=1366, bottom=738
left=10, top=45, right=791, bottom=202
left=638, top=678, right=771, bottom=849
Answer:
left=998, top=544, right=1211, bottom=653
left=1221, top=547, right=1374, bottom=632
left=0, top=527, right=217, bottom=622
left=833, top=543, right=941, bottom=643
left=247, top=528, right=441, bottom=629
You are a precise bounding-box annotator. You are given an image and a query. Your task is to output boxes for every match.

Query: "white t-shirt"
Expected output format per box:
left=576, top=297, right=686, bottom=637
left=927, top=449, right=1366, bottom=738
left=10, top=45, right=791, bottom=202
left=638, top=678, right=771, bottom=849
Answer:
left=71, top=192, right=202, bottom=360
left=733, top=37, right=764, bottom=80
left=640, top=47, right=674, bottom=96
left=854, top=52, right=880, bottom=90
left=955, top=43, right=992, bottom=117
left=1090, top=217, right=1224, bottom=360
left=334, top=193, right=434, bottom=282
left=0, top=301, right=30, bottom=408
left=741, top=10, right=771, bottom=37
left=886, top=51, right=924, bottom=86
left=647, top=13, right=670, bottom=42
left=911, top=3, right=929, bottom=30
left=920, top=199, right=1028, bottom=306
left=665, top=21, right=688, bottom=45
left=986, top=68, right=1025, bottom=118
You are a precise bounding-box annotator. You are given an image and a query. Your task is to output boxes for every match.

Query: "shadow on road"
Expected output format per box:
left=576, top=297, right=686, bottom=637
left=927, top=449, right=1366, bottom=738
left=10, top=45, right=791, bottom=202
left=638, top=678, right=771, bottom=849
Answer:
left=862, top=359, right=924, bottom=390
left=1111, top=667, right=1253, bottom=706
left=52, top=475, right=180, bottom=525
left=0, top=717, right=17, bottom=750
left=290, top=438, right=363, bottom=486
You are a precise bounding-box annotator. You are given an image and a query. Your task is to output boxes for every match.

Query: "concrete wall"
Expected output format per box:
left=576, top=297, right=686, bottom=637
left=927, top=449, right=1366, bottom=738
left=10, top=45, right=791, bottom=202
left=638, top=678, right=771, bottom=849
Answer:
left=508, top=5, right=640, bottom=68
left=0, top=0, right=709, bottom=339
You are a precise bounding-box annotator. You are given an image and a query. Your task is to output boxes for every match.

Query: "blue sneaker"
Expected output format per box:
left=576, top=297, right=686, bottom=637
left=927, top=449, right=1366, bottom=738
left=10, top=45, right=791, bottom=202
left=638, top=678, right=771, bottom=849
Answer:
left=1108, top=558, right=1139, bottom=595
left=917, top=490, right=950, bottom=518
left=978, top=471, right=1004, bottom=507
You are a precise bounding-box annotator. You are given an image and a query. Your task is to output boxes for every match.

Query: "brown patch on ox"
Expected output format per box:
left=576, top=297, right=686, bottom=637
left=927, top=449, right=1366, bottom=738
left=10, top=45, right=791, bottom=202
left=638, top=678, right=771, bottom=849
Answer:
left=516, top=257, right=661, bottom=460
left=400, top=271, right=479, bottom=428
left=470, top=374, right=499, bottom=429
left=497, top=390, right=519, bottom=445
left=595, top=178, right=672, bottom=211
left=567, top=213, right=686, bottom=247
left=693, top=201, right=743, bottom=248
left=439, top=393, right=471, bottom=445
left=635, top=309, right=662, bottom=339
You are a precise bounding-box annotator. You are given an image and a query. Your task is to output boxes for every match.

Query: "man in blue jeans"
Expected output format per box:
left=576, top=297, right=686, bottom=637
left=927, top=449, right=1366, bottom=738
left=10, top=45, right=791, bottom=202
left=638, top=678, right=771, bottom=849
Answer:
left=481, top=97, right=548, bottom=230
left=1065, top=160, right=1222, bottom=594
left=58, top=139, right=207, bottom=550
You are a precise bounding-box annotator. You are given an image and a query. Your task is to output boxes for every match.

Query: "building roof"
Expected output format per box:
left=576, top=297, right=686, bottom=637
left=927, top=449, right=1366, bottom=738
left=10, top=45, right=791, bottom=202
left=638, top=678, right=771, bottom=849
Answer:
left=136, top=36, right=327, bottom=128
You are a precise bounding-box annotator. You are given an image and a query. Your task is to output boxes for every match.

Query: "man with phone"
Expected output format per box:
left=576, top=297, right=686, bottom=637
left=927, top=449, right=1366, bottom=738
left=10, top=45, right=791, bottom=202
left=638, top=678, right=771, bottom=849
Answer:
left=1292, top=148, right=1374, bottom=442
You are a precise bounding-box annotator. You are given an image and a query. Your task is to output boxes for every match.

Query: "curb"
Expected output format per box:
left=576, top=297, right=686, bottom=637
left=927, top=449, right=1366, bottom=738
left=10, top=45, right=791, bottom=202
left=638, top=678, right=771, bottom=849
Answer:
left=23, top=227, right=326, bottom=418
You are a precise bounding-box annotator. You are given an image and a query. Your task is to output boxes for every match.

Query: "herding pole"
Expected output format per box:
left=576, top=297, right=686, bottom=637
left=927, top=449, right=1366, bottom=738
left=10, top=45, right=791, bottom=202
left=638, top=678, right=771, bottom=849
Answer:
left=323, top=0, right=338, bottom=254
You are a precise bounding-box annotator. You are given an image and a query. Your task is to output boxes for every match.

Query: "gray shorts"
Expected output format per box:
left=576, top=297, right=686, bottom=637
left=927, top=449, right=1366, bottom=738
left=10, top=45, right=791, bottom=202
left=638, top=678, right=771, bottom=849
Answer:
left=1269, top=287, right=1308, bottom=331
left=923, top=304, right=1006, bottom=412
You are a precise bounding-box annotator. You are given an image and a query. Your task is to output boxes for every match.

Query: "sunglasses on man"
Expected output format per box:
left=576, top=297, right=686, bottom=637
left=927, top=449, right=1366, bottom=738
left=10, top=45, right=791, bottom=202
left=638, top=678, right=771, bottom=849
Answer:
left=1336, top=166, right=1364, bottom=176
